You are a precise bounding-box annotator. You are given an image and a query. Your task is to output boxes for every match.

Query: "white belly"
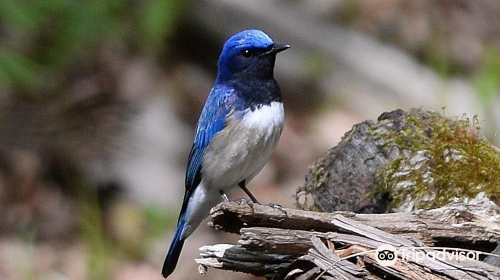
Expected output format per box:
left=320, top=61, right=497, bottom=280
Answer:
left=181, top=101, right=284, bottom=238
left=201, top=101, right=284, bottom=193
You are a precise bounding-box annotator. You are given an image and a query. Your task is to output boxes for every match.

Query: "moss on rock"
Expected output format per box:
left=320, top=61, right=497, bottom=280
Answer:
left=374, top=109, right=500, bottom=210
left=299, top=108, right=500, bottom=213
left=296, top=161, right=329, bottom=211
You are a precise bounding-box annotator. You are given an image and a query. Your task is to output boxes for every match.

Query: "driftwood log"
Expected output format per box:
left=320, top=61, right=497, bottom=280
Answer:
left=196, top=199, right=500, bottom=279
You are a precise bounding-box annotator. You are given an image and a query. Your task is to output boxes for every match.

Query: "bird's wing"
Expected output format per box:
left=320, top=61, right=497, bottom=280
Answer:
left=185, top=88, right=233, bottom=195
left=164, top=88, right=233, bottom=277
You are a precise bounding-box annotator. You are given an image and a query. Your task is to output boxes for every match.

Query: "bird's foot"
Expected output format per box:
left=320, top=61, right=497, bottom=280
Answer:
left=234, top=197, right=255, bottom=206
left=267, top=203, right=287, bottom=216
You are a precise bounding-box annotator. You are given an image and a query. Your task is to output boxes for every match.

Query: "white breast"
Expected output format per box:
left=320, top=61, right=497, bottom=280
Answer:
left=201, top=101, right=284, bottom=193
left=241, top=101, right=284, bottom=130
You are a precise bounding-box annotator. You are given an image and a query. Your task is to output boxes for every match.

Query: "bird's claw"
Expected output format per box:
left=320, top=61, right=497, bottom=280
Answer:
left=234, top=197, right=254, bottom=206
left=267, top=203, right=287, bottom=216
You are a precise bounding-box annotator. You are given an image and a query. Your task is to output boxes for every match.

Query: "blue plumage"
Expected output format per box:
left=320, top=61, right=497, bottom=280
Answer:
left=161, top=211, right=186, bottom=276
left=162, top=29, right=289, bottom=278
left=185, top=87, right=232, bottom=190
left=217, top=30, right=275, bottom=82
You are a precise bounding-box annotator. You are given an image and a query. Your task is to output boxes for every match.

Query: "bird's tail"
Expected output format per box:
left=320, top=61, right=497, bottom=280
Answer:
left=162, top=214, right=186, bottom=278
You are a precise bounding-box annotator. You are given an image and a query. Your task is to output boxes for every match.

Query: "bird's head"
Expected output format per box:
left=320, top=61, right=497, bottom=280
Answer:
left=216, top=29, right=289, bottom=83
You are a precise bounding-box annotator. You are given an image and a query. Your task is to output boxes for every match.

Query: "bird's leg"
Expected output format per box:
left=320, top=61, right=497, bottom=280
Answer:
left=238, top=181, right=286, bottom=216
left=219, top=190, right=229, bottom=202
left=238, top=180, right=260, bottom=204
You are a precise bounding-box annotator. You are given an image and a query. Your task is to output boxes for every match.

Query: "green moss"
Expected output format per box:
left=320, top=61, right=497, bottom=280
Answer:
left=295, top=161, right=329, bottom=211
left=374, top=110, right=500, bottom=210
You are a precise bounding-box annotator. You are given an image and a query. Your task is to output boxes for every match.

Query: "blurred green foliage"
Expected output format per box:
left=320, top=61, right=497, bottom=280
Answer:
left=423, top=33, right=451, bottom=79
left=338, top=0, right=362, bottom=25
left=79, top=186, right=113, bottom=279
left=17, top=231, right=36, bottom=280
left=145, top=204, right=177, bottom=237
left=75, top=181, right=180, bottom=277
left=0, top=0, right=182, bottom=95
left=473, top=46, right=500, bottom=140
left=474, top=46, right=500, bottom=105
left=0, top=48, right=39, bottom=93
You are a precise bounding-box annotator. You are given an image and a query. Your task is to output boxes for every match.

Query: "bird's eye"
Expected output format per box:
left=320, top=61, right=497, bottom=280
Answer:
left=242, top=49, right=253, bottom=58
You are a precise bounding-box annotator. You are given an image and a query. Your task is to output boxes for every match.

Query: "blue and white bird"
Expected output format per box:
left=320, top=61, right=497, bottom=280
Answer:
left=162, top=29, right=289, bottom=278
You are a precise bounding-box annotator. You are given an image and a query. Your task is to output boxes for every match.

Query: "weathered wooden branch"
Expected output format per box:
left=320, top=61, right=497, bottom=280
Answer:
left=197, top=244, right=293, bottom=277
left=196, top=200, right=500, bottom=279
left=209, top=198, right=500, bottom=249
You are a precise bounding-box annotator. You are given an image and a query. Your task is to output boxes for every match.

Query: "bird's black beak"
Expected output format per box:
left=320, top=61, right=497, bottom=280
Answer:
left=264, top=44, right=290, bottom=55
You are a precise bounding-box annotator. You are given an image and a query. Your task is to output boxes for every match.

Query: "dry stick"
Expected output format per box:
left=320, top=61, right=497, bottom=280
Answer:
left=209, top=200, right=500, bottom=248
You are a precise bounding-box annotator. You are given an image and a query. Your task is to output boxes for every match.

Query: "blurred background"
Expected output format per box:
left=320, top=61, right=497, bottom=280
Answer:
left=1, top=0, right=500, bottom=279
